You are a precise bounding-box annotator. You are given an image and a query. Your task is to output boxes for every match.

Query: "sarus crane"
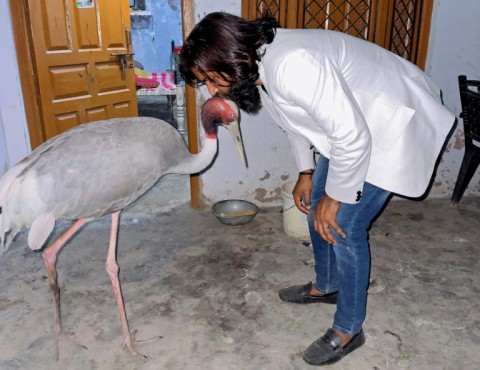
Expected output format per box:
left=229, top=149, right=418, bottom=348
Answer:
left=0, top=97, right=243, bottom=358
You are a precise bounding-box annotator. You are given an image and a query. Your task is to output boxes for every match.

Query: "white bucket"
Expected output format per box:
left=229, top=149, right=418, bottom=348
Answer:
left=281, top=181, right=310, bottom=239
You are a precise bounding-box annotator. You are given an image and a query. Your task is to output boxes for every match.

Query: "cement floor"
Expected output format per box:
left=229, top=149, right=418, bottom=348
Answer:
left=0, top=174, right=478, bottom=370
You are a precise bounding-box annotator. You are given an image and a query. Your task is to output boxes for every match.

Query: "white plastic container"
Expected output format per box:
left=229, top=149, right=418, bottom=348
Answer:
left=281, top=181, right=310, bottom=239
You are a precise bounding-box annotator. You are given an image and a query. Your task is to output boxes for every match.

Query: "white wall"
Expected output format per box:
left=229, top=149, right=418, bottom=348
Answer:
left=197, top=0, right=480, bottom=205
left=0, top=1, right=30, bottom=176
left=426, top=0, right=480, bottom=197
left=192, top=0, right=239, bottom=22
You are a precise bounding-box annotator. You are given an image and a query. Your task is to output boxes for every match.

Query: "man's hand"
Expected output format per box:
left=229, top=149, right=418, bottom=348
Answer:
left=292, top=175, right=313, bottom=214
left=314, top=193, right=346, bottom=244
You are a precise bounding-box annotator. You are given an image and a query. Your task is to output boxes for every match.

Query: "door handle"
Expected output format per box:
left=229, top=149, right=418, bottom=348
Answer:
left=111, top=52, right=135, bottom=71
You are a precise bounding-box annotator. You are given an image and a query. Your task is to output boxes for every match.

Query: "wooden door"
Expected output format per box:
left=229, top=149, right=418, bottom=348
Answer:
left=242, top=0, right=433, bottom=69
left=26, top=0, right=137, bottom=140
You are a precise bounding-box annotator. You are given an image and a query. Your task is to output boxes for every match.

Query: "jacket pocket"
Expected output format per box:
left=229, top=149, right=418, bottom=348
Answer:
left=353, top=90, right=415, bottom=150
left=376, top=105, right=415, bottom=150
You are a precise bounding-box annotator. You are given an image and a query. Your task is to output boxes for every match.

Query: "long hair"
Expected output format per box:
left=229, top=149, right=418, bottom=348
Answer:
left=179, top=12, right=278, bottom=88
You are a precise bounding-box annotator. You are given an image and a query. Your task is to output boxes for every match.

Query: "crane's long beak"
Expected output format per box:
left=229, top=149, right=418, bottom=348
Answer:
left=225, top=120, right=248, bottom=168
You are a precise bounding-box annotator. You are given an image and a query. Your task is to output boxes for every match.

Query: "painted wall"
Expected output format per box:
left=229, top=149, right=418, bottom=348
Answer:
left=130, top=0, right=183, bottom=73
left=191, top=1, right=239, bottom=22
left=196, top=0, right=480, bottom=205
left=426, top=0, right=480, bottom=197
left=0, top=1, right=30, bottom=176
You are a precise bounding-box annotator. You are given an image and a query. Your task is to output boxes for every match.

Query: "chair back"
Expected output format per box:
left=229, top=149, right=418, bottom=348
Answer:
left=458, top=75, right=480, bottom=144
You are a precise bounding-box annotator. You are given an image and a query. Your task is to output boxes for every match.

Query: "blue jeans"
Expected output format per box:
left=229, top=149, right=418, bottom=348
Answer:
left=308, top=155, right=391, bottom=336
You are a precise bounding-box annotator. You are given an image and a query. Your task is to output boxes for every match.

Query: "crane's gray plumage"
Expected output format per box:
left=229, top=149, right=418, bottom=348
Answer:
left=0, top=98, right=239, bottom=252
left=0, top=117, right=211, bottom=250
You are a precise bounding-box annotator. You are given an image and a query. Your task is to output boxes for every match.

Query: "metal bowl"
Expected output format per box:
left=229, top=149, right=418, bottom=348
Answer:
left=211, top=199, right=260, bottom=226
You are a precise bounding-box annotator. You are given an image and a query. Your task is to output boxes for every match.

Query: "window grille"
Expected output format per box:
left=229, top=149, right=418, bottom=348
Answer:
left=244, top=0, right=431, bottom=67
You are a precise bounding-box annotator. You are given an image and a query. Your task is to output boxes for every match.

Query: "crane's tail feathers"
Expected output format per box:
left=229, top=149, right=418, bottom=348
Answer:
left=0, top=159, right=30, bottom=252
left=1, top=227, right=18, bottom=253
left=28, top=213, right=55, bottom=250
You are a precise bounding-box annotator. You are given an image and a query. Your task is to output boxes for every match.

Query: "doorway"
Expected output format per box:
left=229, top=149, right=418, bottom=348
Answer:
left=131, top=0, right=191, bottom=207
left=130, top=0, right=185, bottom=133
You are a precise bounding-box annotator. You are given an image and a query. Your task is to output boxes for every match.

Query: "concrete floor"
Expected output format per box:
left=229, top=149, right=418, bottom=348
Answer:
left=0, top=170, right=478, bottom=369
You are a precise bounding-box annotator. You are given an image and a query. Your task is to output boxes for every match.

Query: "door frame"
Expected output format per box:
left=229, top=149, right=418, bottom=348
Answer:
left=9, top=0, right=43, bottom=149
left=10, top=0, right=202, bottom=208
left=181, top=0, right=201, bottom=208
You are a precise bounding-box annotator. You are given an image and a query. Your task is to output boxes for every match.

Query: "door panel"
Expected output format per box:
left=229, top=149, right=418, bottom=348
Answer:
left=27, top=0, right=137, bottom=140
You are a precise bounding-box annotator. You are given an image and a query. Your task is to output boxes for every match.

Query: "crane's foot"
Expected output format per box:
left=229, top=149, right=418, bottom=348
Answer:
left=123, top=329, right=163, bottom=359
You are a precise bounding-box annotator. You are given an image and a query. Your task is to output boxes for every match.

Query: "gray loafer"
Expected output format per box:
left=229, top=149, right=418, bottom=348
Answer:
left=278, top=282, right=338, bottom=304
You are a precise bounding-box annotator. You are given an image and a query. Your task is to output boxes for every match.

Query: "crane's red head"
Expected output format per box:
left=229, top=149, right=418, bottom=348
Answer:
left=201, top=97, right=239, bottom=139
left=200, top=97, right=247, bottom=166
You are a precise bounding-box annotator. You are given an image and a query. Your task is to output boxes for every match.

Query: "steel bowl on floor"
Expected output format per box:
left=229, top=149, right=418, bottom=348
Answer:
left=211, top=199, right=260, bottom=226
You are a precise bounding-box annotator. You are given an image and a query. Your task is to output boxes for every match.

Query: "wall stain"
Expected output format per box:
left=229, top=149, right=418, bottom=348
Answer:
left=454, top=129, right=465, bottom=150
left=260, top=172, right=271, bottom=181
left=444, top=141, right=452, bottom=153
left=254, top=187, right=282, bottom=203
left=280, top=174, right=290, bottom=181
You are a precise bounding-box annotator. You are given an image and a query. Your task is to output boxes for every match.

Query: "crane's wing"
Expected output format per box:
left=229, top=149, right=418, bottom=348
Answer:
left=28, top=212, right=55, bottom=250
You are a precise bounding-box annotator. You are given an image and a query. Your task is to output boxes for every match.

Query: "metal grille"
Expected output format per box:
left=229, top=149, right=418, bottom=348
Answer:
left=390, top=0, right=417, bottom=60
left=257, top=0, right=280, bottom=18
left=250, top=0, right=426, bottom=64
left=303, top=0, right=371, bottom=39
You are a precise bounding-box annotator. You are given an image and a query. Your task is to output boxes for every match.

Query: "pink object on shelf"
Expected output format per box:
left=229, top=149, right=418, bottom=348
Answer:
left=135, top=68, right=176, bottom=91
left=149, top=71, right=176, bottom=90
left=135, top=76, right=160, bottom=90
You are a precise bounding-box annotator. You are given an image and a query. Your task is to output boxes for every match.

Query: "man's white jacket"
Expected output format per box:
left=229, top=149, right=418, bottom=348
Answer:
left=258, top=28, right=455, bottom=204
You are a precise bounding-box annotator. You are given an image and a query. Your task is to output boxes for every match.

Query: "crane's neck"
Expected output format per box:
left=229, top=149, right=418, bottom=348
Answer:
left=172, top=136, right=217, bottom=175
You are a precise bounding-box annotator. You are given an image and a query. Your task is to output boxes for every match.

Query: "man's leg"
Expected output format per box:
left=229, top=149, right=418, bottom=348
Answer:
left=308, top=155, right=338, bottom=295
left=329, top=182, right=390, bottom=337
left=303, top=156, right=391, bottom=365
left=278, top=155, right=338, bottom=304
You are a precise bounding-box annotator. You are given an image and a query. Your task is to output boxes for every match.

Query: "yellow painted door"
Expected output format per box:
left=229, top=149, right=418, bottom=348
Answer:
left=27, top=0, right=138, bottom=140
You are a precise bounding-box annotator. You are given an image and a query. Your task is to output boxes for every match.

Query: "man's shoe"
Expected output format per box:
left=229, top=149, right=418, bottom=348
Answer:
left=302, top=328, right=366, bottom=366
left=278, top=282, right=337, bottom=304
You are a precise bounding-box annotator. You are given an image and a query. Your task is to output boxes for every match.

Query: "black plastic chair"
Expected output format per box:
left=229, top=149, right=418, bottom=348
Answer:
left=451, top=75, right=480, bottom=205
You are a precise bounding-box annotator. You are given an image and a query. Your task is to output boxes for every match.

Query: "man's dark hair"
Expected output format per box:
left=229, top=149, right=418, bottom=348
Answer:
left=179, top=12, right=278, bottom=113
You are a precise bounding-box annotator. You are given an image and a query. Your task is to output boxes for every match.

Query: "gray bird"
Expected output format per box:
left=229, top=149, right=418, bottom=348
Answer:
left=0, top=97, right=243, bottom=358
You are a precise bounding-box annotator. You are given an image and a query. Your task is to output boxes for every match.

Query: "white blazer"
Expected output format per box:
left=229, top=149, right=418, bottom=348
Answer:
left=258, top=28, right=455, bottom=204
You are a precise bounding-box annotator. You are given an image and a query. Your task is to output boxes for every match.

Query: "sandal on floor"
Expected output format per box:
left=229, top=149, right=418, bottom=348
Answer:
left=278, top=282, right=338, bottom=304
left=302, top=328, right=365, bottom=366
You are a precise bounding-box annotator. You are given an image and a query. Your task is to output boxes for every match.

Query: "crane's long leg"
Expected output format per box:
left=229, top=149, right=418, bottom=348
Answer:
left=105, top=211, right=144, bottom=357
left=42, top=218, right=88, bottom=360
